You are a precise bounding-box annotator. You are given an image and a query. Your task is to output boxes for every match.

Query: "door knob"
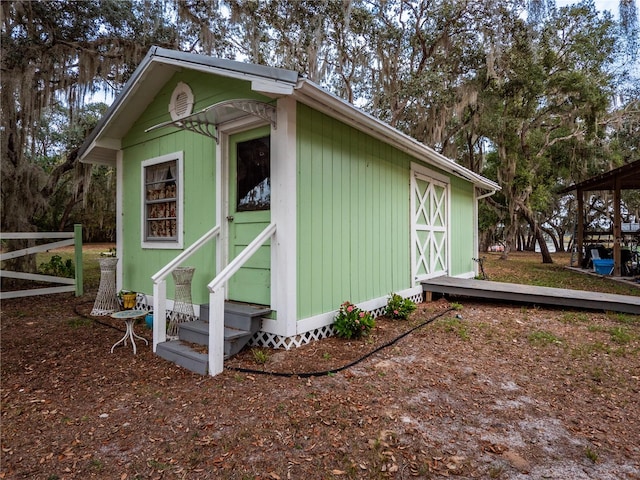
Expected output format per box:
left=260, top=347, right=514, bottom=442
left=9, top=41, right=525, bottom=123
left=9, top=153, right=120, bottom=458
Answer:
left=226, top=215, right=234, bottom=222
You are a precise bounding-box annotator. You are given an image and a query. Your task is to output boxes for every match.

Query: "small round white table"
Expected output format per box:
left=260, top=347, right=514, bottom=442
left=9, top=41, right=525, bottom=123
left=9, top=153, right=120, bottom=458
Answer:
left=110, top=310, right=149, bottom=354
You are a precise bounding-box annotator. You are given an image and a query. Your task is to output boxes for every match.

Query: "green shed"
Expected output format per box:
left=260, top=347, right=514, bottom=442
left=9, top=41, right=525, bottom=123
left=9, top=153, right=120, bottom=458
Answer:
left=79, top=46, right=499, bottom=375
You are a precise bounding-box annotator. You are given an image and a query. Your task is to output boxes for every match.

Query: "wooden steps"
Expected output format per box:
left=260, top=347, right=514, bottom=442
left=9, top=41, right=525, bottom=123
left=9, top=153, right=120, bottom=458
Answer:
left=156, top=302, right=270, bottom=375
left=154, top=340, right=209, bottom=375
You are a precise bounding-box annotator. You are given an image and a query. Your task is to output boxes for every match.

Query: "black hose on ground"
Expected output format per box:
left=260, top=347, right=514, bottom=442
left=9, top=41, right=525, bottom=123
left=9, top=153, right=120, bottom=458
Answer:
left=226, top=307, right=454, bottom=378
left=74, top=298, right=454, bottom=379
left=74, top=300, right=127, bottom=332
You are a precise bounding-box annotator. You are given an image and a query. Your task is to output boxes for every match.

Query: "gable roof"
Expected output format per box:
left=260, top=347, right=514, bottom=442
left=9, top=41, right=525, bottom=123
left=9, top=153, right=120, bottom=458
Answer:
left=79, top=46, right=499, bottom=192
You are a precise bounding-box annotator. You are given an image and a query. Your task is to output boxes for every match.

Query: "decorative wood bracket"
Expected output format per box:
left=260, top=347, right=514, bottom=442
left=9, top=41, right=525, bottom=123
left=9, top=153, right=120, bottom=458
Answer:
left=146, top=99, right=277, bottom=143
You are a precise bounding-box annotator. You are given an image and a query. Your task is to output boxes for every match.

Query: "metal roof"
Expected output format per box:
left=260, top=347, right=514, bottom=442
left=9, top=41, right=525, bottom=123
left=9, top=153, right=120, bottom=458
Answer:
left=77, top=47, right=299, bottom=165
left=560, top=160, right=640, bottom=193
left=149, top=47, right=300, bottom=85
left=78, top=46, right=499, bottom=192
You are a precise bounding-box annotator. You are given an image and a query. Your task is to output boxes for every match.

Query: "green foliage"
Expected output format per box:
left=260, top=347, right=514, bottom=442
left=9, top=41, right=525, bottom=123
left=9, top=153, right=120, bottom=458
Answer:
left=561, top=312, right=590, bottom=324
left=251, top=348, right=270, bottom=364
left=441, top=318, right=470, bottom=341
left=609, top=312, right=640, bottom=325
left=67, top=318, right=92, bottom=328
left=479, top=2, right=622, bottom=258
left=585, top=446, right=599, bottom=463
left=147, top=459, right=170, bottom=471
left=483, top=253, right=640, bottom=297
left=89, top=459, right=104, bottom=472
left=4, top=0, right=636, bottom=249
left=38, top=254, right=74, bottom=278
left=30, top=104, right=116, bottom=241
left=528, top=330, right=563, bottom=346
left=384, top=293, right=416, bottom=320
left=2, top=0, right=175, bottom=236
left=609, top=327, right=632, bottom=345
left=333, top=301, right=375, bottom=339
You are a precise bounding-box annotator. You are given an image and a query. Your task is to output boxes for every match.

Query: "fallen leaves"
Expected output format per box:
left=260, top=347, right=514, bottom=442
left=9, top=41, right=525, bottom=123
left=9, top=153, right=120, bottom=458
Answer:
left=1, top=293, right=639, bottom=479
left=480, top=440, right=507, bottom=454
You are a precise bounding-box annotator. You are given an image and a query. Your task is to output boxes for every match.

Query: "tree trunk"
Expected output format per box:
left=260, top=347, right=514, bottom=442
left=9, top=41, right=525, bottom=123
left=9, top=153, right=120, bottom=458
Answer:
left=541, top=225, right=562, bottom=252
left=1, top=239, right=38, bottom=290
left=537, top=233, right=553, bottom=263
left=520, top=206, right=553, bottom=264
left=501, top=220, right=517, bottom=260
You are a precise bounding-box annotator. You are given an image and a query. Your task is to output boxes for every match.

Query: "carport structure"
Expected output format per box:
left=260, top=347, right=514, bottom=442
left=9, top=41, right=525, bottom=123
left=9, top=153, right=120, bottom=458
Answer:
left=561, top=160, right=640, bottom=277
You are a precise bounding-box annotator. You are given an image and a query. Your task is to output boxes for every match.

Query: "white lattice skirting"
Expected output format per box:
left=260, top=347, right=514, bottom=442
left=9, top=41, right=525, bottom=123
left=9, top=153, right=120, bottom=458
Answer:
left=250, top=324, right=336, bottom=350
left=249, top=291, right=425, bottom=350
left=142, top=291, right=425, bottom=350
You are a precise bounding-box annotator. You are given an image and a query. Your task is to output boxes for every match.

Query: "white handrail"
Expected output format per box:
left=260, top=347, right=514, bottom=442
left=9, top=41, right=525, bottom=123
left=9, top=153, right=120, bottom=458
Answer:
left=206, top=222, right=276, bottom=376
left=208, top=223, right=276, bottom=293
left=152, top=224, right=220, bottom=350
left=151, top=221, right=276, bottom=375
left=152, top=224, right=221, bottom=283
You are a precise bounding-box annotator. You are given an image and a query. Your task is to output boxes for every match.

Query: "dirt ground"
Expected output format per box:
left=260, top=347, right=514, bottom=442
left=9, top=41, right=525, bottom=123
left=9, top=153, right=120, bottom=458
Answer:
left=2, top=282, right=639, bottom=480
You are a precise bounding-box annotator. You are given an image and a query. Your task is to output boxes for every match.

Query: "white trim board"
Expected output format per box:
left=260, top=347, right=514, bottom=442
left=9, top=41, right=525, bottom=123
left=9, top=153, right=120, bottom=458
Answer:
left=260, top=286, right=424, bottom=337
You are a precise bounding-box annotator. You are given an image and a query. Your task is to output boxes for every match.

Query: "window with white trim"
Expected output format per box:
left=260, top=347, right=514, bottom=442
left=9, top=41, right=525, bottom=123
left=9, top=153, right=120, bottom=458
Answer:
left=142, top=152, right=183, bottom=249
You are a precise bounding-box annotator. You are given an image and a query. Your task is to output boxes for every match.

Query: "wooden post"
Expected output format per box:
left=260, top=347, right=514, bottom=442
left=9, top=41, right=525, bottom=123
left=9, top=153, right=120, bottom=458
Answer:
left=613, top=176, right=622, bottom=276
left=74, top=224, right=83, bottom=296
left=208, top=288, right=225, bottom=376
left=577, top=189, right=584, bottom=267
left=153, top=280, right=167, bottom=351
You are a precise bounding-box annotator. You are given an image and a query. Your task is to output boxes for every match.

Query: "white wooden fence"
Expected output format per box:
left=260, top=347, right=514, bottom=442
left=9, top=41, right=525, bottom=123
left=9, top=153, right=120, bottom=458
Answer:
left=0, top=224, right=83, bottom=299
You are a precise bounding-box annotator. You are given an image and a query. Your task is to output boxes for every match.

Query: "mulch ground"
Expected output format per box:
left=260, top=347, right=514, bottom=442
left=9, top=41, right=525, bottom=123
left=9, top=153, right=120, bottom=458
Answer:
left=1, top=291, right=639, bottom=479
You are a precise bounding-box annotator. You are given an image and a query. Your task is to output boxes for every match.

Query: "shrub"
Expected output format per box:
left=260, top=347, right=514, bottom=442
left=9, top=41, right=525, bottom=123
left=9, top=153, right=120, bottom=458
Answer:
left=384, top=293, right=416, bottom=320
left=38, top=254, right=74, bottom=278
left=333, top=301, right=375, bottom=339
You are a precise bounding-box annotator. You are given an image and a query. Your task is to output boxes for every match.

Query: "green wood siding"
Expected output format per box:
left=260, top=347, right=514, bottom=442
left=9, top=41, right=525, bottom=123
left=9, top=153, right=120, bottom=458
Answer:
left=297, top=104, right=412, bottom=319
left=120, top=133, right=216, bottom=304
left=124, top=71, right=270, bottom=149
left=449, top=176, right=476, bottom=276
left=116, top=68, right=479, bottom=317
left=119, top=71, right=271, bottom=304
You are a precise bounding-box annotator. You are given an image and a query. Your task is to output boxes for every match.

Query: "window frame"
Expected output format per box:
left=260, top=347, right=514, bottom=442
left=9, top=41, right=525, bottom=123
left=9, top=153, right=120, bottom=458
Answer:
left=235, top=135, right=271, bottom=212
left=141, top=152, right=184, bottom=249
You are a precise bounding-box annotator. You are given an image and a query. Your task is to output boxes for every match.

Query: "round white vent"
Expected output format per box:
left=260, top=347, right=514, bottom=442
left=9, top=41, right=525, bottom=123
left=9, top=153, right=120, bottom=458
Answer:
left=169, top=82, right=194, bottom=121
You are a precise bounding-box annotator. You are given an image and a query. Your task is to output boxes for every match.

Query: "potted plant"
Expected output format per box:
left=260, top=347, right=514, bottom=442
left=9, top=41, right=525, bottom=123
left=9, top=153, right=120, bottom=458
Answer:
left=118, top=290, right=138, bottom=310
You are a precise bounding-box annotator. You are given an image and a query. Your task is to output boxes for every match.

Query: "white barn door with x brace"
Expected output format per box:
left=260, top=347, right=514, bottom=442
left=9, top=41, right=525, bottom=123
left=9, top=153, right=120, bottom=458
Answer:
left=411, top=165, right=449, bottom=283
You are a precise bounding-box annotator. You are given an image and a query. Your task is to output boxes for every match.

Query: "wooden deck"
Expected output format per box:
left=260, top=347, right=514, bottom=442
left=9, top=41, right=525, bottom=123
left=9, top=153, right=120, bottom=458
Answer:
left=421, top=277, right=640, bottom=314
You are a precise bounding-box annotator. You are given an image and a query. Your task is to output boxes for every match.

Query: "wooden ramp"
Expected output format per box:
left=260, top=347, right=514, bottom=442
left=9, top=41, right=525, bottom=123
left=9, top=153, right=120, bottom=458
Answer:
left=421, top=277, right=640, bottom=315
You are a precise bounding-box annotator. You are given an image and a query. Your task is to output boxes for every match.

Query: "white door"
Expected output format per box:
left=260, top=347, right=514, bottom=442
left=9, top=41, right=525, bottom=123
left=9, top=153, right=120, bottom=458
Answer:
left=411, top=171, right=448, bottom=281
